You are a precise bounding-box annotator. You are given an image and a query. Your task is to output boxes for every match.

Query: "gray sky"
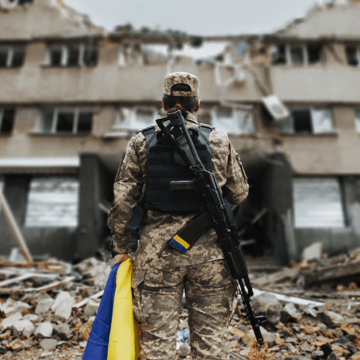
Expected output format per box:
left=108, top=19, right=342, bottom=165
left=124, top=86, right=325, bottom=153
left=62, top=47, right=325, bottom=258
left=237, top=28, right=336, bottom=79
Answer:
left=65, top=0, right=318, bottom=36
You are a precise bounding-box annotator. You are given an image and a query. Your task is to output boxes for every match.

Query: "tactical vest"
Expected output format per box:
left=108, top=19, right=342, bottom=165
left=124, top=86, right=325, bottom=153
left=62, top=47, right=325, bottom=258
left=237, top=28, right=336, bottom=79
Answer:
left=142, top=123, right=213, bottom=214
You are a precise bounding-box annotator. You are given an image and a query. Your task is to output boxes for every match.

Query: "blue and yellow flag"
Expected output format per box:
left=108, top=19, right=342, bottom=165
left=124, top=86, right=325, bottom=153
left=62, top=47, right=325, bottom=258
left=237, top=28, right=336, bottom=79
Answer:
left=82, top=259, right=139, bottom=360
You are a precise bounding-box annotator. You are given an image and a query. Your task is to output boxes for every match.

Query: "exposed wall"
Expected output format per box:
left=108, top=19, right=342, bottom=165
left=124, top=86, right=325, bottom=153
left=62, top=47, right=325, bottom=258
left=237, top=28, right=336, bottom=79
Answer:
left=282, top=106, right=360, bottom=174
left=279, top=4, right=360, bottom=40
left=0, top=0, right=102, bottom=40
left=271, top=65, right=360, bottom=103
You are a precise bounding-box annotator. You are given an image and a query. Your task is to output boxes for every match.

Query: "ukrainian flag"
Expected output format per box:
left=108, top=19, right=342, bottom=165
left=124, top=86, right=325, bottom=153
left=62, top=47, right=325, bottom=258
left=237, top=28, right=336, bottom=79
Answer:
left=169, top=234, right=190, bottom=253
left=82, top=259, right=139, bottom=360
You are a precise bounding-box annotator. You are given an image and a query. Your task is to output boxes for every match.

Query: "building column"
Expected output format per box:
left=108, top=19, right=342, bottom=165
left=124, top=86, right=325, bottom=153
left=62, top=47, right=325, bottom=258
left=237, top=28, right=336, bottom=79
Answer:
left=76, top=153, right=110, bottom=259
left=267, top=152, right=295, bottom=265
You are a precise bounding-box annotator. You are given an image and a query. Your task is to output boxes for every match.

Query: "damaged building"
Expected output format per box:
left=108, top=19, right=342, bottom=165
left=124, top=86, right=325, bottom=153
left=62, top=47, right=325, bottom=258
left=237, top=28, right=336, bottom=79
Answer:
left=0, top=0, right=359, bottom=264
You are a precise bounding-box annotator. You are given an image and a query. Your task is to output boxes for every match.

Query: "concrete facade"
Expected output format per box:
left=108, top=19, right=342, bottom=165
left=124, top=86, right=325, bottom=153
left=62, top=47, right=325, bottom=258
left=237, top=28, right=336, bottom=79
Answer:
left=0, top=0, right=359, bottom=262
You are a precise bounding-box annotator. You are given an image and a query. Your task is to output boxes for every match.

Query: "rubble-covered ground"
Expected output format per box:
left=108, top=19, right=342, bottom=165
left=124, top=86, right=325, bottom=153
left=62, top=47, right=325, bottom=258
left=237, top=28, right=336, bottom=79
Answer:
left=1, top=244, right=360, bottom=360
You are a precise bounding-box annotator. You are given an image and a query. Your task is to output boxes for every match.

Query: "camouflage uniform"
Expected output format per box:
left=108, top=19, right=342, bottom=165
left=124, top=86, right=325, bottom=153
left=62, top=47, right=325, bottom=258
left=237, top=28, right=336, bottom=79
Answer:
left=108, top=72, right=249, bottom=359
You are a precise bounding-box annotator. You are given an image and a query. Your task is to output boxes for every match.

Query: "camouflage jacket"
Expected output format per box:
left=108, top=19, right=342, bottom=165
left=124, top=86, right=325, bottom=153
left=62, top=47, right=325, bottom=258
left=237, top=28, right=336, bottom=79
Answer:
left=107, top=112, right=249, bottom=272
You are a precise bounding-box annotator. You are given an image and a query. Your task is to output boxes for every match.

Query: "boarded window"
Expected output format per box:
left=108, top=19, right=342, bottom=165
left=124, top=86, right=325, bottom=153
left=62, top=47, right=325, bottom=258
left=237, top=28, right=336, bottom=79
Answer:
left=25, top=178, right=79, bottom=227
left=0, top=108, right=15, bottom=134
left=355, top=108, right=360, bottom=134
left=293, top=177, right=345, bottom=228
left=211, top=107, right=253, bottom=135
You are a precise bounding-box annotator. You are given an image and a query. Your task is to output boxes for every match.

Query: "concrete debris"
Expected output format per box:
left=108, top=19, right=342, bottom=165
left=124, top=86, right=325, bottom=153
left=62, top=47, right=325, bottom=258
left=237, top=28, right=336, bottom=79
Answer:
left=0, top=312, right=23, bottom=331
left=35, top=298, right=55, bottom=314
left=53, top=323, right=72, bottom=340
left=0, top=256, right=111, bottom=359
left=11, top=319, right=35, bottom=337
left=318, top=311, right=345, bottom=326
left=51, top=291, right=75, bottom=320
left=0, top=251, right=359, bottom=360
left=83, top=298, right=100, bottom=317
left=251, top=292, right=283, bottom=324
left=12, top=301, right=30, bottom=314
left=39, top=338, right=58, bottom=351
left=34, top=322, right=53, bottom=338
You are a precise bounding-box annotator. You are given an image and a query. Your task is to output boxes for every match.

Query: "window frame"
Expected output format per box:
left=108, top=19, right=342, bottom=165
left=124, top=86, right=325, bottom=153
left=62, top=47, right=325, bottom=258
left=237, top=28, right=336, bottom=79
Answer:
left=355, top=107, right=360, bottom=134
left=0, top=107, right=15, bottom=134
left=0, top=44, right=25, bottom=68
left=46, top=43, right=98, bottom=68
left=5, top=0, right=33, bottom=6
left=210, top=106, right=254, bottom=135
left=37, top=107, right=93, bottom=135
left=345, top=45, right=360, bottom=67
left=273, top=43, right=323, bottom=67
left=277, top=106, right=334, bottom=135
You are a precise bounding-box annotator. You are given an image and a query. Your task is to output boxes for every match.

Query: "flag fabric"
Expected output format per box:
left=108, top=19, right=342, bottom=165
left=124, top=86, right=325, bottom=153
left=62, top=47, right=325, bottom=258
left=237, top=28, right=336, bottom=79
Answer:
left=82, top=259, right=139, bottom=360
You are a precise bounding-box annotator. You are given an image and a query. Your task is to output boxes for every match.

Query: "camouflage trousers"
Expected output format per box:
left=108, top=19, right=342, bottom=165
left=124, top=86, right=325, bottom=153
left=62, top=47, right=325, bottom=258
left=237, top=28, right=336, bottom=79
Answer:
left=132, top=259, right=237, bottom=360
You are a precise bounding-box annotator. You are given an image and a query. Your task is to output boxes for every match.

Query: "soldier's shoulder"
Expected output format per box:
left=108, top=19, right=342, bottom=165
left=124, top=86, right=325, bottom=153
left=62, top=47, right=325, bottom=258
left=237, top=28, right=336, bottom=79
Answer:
left=132, top=130, right=146, bottom=144
left=209, top=127, right=230, bottom=146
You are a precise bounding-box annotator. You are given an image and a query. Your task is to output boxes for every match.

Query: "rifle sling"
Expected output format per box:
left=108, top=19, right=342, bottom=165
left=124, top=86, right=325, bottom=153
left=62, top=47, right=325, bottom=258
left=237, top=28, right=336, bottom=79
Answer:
left=169, top=212, right=214, bottom=253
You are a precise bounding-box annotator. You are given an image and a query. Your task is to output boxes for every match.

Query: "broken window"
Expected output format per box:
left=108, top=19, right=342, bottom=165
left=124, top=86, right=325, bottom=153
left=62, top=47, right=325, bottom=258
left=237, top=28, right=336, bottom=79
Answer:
left=113, top=107, right=157, bottom=134
left=0, top=45, right=25, bottom=68
left=307, top=44, right=322, bottom=64
left=0, top=0, right=33, bottom=7
left=24, top=177, right=79, bottom=227
left=211, top=107, right=254, bottom=135
left=0, top=108, right=15, bottom=134
left=47, top=43, right=98, bottom=67
left=83, top=45, right=98, bottom=66
left=292, top=109, right=312, bottom=133
left=6, top=0, right=33, bottom=4
left=277, top=107, right=333, bottom=134
left=293, top=177, right=345, bottom=228
left=345, top=46, right=360, bottom=67
left=355, top=108, right=360, bottom=134
left=272, top=44, right=322, bottom=66
left=289, top=45, right=304, bottom=66
left=38, top=108, right=93, bottom=134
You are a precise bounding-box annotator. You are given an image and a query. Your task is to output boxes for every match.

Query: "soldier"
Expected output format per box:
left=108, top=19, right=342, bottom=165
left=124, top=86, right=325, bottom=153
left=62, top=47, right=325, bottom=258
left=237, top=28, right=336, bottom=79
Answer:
left=108, top=72, right=249, bottom=359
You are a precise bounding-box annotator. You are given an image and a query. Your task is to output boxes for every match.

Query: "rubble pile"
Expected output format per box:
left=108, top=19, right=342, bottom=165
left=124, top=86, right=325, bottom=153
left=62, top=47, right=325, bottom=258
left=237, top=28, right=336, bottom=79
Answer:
left=1, top=245, right=360, bottom=360
left=0, top=257, right=111, bottom=359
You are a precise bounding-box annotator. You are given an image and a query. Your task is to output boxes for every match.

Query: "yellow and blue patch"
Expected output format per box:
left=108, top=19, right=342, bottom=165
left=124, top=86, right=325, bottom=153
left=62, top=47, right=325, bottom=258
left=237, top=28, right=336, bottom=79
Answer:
left=169, top=235, right=190, bottom=253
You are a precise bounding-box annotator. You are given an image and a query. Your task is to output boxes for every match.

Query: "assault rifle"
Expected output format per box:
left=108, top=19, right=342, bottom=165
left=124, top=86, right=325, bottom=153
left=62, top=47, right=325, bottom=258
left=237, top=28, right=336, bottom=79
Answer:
left=156, top=110, right=266, bottom=346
